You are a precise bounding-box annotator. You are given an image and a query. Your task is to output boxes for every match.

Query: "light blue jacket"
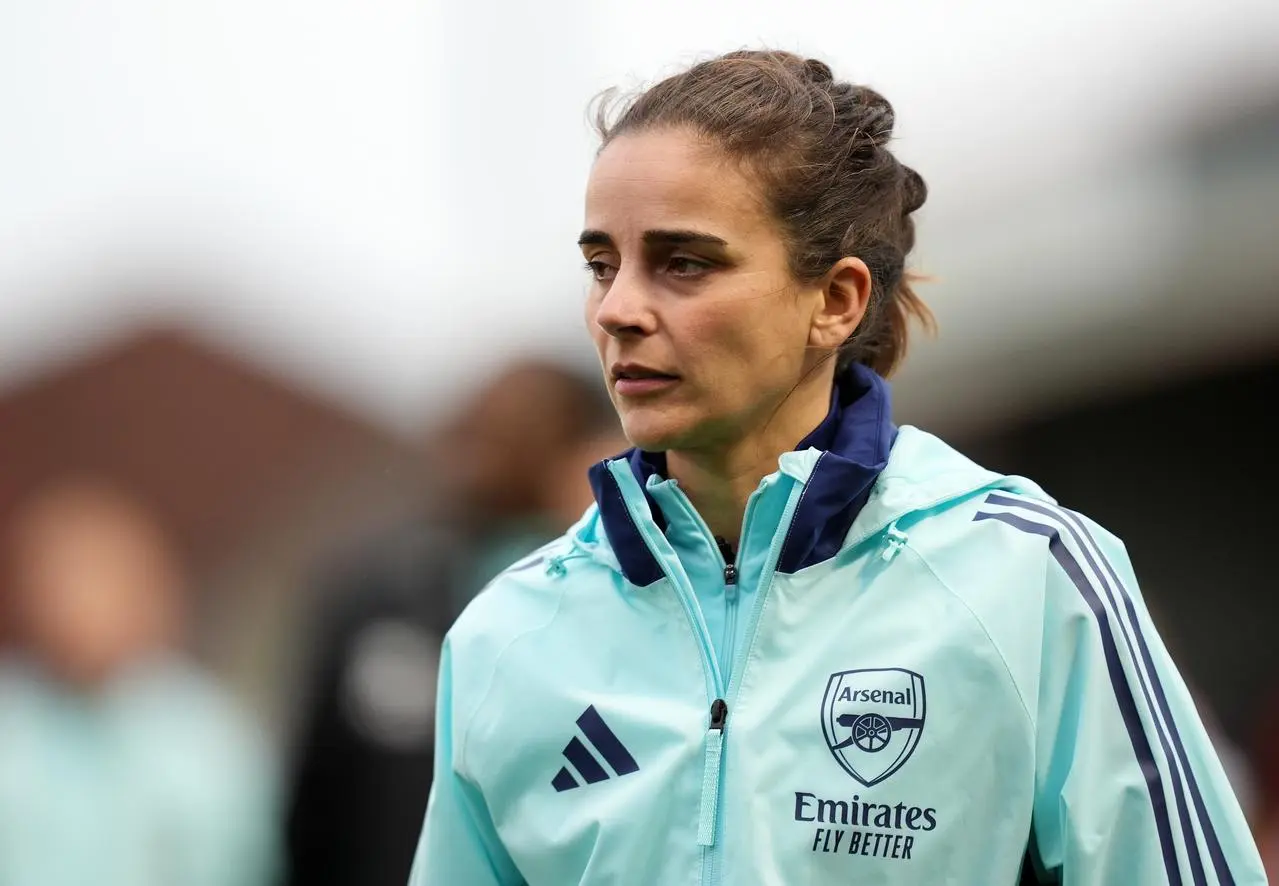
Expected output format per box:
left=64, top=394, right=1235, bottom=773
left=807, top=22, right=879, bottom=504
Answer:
left=0, top=657, right=280, bottom=886
left=409, top=366, right=1265, bottom=885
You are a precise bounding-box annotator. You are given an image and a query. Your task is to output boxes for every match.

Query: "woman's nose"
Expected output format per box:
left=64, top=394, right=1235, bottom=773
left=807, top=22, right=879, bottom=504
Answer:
left=593, top=270, right=657, bottom=338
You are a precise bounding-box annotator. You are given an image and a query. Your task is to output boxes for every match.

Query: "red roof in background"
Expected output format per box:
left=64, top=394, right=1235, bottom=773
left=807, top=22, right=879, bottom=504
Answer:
left=0, top=326, right=422, bottom=574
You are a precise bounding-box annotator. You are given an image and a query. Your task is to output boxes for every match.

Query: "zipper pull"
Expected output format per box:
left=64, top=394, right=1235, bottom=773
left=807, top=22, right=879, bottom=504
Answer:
left=710, top=698, right=728, bottom=730
left=882, top=523, right=909, bottom=562
left=715, top=536, right=738, bottom=585
left=698, top=699, right=729, bottom=847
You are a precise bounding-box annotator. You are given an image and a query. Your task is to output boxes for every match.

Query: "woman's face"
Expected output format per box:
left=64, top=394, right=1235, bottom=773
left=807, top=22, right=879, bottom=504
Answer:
left=6, top=486, right=180, bottom=688
left=582, top=128, right=829, bottom=454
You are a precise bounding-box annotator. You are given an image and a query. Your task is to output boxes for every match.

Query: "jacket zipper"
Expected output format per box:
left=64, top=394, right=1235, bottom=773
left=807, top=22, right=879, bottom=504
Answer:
left=699, top=539, right=736, bottom=881
left=603, top=463, right=730, bottom=863
left=701, top=478, right=807, bottom=884
left=716, top=537, right=739, bottom=687
left=603, top=459, right=801, bottom=886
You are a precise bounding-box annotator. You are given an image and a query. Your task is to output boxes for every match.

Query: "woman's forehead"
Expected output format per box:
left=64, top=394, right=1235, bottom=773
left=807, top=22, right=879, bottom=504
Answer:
left=584, top=130, right=768, bottom=239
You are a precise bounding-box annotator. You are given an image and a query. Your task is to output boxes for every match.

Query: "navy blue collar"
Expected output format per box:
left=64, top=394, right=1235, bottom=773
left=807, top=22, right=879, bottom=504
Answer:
left=588, top=363, right=896, bottom=585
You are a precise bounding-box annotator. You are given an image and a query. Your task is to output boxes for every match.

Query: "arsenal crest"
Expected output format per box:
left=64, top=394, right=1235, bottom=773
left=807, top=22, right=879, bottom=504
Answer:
left=821, top=668, right=926, bottom=786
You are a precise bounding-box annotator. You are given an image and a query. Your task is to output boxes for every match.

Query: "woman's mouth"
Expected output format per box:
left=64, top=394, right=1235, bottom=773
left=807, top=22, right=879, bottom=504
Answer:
left=612, top=365, right=680, bottom=397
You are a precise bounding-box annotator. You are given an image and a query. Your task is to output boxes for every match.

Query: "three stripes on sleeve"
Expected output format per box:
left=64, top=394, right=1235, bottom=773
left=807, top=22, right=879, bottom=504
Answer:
left=975, top=493, right=1240, bottom=886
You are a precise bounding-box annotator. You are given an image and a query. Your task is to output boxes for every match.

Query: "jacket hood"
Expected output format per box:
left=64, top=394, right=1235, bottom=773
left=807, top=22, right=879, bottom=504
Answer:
left=579, top=364, right=1050, bottom=586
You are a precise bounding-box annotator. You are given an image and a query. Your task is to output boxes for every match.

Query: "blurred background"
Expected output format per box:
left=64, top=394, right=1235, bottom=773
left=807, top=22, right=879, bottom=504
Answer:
left=0, top=1, right=1276, bottom=883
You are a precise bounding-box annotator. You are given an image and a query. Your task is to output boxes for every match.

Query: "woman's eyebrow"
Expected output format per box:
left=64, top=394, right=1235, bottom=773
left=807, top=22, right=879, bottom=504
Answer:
left=642, top=229, right=727, bottom=248
left=578, top=229, right=729, bottom=249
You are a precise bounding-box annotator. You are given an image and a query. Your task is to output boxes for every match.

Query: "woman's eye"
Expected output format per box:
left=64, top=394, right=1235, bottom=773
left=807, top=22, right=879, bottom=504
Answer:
left=666, top=256, right=711, bottom=277
left=584, top=260, right=617, bottom=282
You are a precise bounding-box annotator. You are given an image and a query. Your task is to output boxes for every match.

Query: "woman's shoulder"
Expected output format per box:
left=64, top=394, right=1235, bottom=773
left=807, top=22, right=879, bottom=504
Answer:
left=437, top=516, right=623, bottom=741
left=873, top=425, right=1057, bottom=539
left=883, top=428, right=1142, bottom=632
left=446, top=511, right=613, bottom=655
left=881, top=426, right=1137, bottom=589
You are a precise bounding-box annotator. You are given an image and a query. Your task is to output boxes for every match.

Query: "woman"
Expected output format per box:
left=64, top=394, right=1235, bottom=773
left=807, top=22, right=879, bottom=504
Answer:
left=409, top=51, right=1265, bottom=884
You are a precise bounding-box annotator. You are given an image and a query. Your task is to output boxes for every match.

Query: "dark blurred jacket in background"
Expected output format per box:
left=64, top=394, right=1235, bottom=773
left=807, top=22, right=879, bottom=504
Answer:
left=283, top=360, right=620, bottom=886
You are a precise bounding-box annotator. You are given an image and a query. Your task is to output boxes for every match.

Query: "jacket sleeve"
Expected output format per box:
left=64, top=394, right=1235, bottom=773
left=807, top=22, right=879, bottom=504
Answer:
left=407, top=637, right=525, bottom=886
left=1028, top=512, right=1265, bottom=885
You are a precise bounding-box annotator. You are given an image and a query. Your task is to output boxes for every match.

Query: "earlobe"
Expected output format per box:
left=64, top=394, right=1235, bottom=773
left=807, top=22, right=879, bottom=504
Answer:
left=809, top=257, right=872, bottom=349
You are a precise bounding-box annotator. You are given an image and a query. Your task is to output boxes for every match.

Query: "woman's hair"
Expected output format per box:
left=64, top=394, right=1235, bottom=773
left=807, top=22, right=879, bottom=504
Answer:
left=594, top=50, right=934, bottom=377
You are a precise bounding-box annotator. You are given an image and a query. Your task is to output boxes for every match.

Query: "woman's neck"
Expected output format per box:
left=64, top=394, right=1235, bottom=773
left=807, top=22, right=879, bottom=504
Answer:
left=665, top=378, right=834, bottom=547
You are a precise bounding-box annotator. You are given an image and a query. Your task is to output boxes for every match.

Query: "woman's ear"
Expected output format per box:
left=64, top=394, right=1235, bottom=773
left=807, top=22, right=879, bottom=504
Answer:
left=809, top=257, right=872, bottom=351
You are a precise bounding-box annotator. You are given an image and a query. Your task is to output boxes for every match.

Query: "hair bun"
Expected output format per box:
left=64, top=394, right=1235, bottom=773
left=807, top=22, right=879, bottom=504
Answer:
left=802, top=58, right=834, bottom=85
left=902, top=166, right=927, bottom=214
left=849, top=86, right=896, bottom=146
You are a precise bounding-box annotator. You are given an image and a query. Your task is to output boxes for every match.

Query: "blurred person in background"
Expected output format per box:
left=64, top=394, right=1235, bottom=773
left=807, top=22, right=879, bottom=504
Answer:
left=284, top=359, right=619, bottom=886
left=1142, top=597, right=1262, bottom=828
left=1251, top=691, right=1279, bottom=877
left=409, top=50, right=1266, bottom=885
left=0, top=477, right=280, bottom=886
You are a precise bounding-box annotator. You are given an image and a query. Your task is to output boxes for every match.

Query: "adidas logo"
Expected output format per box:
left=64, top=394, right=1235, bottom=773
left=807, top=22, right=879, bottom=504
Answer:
left=552, top=705, right=640, bottom=792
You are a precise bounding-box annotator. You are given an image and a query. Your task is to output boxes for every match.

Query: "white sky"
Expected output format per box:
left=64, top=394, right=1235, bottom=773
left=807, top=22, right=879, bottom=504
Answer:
left=1, top=0, right=1276, bottom=432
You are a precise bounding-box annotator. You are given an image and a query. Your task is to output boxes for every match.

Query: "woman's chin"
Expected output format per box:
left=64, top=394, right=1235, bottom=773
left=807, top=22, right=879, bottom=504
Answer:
left=619, top=416, right=691, bottom=454
left=618, top=399, right=732, bottom=454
